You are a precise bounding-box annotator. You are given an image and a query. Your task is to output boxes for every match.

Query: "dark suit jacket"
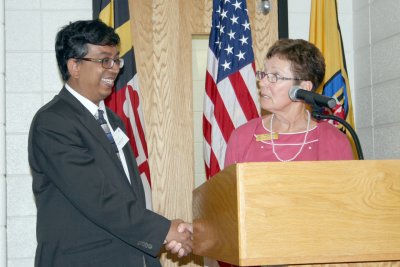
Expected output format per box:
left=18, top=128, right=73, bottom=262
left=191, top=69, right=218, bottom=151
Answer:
left=28, top=87, right=170, bottom=267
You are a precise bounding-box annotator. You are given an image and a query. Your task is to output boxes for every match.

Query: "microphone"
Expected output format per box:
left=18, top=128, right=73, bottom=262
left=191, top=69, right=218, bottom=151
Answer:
left=289, top=86, right=337, bottom=109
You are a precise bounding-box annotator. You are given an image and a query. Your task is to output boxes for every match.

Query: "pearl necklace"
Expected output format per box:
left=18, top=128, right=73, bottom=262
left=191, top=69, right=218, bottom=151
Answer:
left=269, top=110, right=311, bottom=162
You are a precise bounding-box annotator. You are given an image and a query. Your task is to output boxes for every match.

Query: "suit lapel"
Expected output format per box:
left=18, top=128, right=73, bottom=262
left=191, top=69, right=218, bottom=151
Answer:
left=106, top=109, right=146, bottom=202
left=58, top=88, right=145, bottom=203
left=58, top=88, right=128, bottom=181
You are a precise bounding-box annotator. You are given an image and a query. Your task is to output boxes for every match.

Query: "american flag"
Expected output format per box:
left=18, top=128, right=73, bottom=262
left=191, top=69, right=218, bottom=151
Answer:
left=203, top=0, right=260, bottom=180
left=93, top=0, right=153, bottom=209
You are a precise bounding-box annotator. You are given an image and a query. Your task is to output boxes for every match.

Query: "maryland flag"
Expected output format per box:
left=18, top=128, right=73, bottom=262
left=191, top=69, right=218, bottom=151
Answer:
left=93, top=0, right=153, bottom=209
left=309, top=0, right=355, bottom=136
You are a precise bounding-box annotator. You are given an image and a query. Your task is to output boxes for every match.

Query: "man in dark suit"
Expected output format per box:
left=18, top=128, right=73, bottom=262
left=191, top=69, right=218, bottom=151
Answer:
left=28, top=19, right=192, bottom=267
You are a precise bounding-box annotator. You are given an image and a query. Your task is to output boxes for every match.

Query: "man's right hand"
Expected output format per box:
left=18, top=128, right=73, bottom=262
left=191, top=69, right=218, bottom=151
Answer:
left=165, top=219, right=193, bottom=257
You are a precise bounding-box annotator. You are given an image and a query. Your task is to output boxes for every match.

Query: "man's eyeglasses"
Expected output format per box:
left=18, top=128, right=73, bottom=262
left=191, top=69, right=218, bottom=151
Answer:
left=77, top=57, right=125, bottom=69
left=256, top=71, right=303, bottom=83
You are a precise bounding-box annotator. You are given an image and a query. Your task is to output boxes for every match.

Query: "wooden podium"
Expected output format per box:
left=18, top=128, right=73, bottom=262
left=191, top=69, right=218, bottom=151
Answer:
left=192, top=160, right=400, bottom=266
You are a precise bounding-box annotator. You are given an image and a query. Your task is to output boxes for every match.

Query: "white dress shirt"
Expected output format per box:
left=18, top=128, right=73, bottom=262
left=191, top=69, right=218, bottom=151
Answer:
left=65, top=84, right=131, bottom=183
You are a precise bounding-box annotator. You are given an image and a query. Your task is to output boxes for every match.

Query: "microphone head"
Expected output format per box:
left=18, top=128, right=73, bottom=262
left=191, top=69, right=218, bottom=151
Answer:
left=326, top=98, right=337, bottom=109
left=288, top=86, right=302, bottom=101
left=289, top=86, right=337, bottom=109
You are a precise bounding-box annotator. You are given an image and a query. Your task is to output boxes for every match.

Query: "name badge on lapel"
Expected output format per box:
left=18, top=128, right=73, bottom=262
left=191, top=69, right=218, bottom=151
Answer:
left=255, top=133, right=278, bottom=141
left=113, top=128, right=129, bottom=150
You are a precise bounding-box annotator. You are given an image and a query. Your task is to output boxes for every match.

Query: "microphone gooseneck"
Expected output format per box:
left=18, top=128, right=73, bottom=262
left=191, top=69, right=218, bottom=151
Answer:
left=288, top=86, right=364, bottom=160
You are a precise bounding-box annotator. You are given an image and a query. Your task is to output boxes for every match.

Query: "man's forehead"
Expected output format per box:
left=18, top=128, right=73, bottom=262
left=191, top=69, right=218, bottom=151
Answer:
left=86, top=44, right=119, bottom=56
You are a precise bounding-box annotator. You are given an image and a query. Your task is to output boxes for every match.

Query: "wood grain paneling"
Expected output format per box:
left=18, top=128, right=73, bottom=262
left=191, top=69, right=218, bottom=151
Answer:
left=129, top=0, right=278, bottom=266
left=251, top=0, right=279, bottom=70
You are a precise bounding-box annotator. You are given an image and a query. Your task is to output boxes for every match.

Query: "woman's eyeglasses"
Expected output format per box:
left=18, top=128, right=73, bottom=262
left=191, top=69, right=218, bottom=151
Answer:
left=256, top=71, right=303, bottom=83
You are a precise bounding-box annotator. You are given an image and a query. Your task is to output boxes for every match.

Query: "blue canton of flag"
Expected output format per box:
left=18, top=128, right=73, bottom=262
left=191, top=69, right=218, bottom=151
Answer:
left=210, top=0, right=255, bottom=83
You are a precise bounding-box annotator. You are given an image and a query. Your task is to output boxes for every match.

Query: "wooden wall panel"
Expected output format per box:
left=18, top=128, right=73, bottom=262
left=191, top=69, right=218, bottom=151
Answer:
left=251, top=0, right=279, bottom=70
left=130, top=0, right=278, bottom=266
left=190, top=0, right=212, bottom=34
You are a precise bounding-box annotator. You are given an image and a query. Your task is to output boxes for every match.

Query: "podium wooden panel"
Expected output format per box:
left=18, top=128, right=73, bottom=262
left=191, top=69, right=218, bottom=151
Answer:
left=192, top=160, right=400, bottom=266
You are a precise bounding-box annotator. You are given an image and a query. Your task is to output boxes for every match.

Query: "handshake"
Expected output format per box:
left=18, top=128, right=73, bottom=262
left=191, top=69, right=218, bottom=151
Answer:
left=164, top=219, right=193, bottom=258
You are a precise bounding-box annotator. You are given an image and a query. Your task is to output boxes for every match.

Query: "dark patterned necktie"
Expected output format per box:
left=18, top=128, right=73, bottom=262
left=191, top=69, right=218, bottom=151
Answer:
left=95, top=109, right=120, bottom=159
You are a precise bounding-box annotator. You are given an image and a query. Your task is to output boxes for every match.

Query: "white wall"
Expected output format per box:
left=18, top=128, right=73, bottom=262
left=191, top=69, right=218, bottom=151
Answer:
left=4, top=0, right=92, bottom=265
left=353, top=0, right=400, bottom=159
left=192, top=37, right=209, bottom=189
left=1, top=1, right=6, bottom=266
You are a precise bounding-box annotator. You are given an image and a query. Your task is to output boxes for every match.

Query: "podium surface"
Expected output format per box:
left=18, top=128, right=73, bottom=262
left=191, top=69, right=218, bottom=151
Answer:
left=193, top=160, right=400, bottom=266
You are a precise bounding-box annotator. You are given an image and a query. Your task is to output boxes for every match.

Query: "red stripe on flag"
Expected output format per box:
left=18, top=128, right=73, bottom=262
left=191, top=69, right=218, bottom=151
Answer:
left=208, top=148, right=221, bottom=179
left=205, top=71, right=235, bottom=143
left=218, top=262, right=237, bottom=267
left=138, top=161, right=151, bottom=186
left=105, top=86, right=138, bottom=156
left=228, top=71, right=259, bottom=121
left=204, top=162, right=210, bottom=179
left=203, top=114, right=212, bottom=144
left=104, top=86, right=125, bottom=116
left=203, top=114, right=213, bottom=179
left=127, top=85, right=149, bottom=158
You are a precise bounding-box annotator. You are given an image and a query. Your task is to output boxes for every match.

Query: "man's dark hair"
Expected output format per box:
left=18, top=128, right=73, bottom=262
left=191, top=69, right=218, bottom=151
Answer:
left=55, top=19, right=120, bottom=81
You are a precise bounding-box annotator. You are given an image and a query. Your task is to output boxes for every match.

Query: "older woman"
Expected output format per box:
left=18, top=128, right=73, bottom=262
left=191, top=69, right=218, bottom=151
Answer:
left=224, top=39, right=353, bottom=166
